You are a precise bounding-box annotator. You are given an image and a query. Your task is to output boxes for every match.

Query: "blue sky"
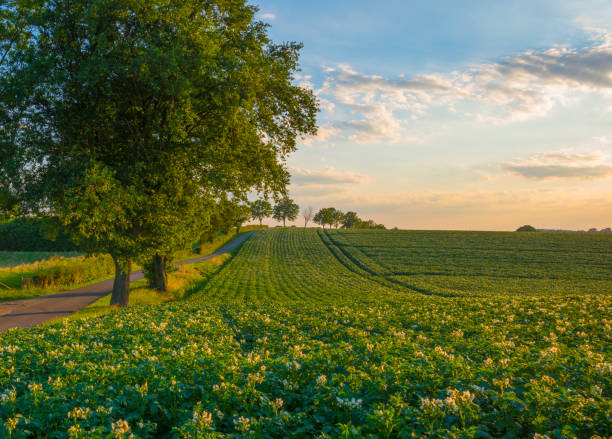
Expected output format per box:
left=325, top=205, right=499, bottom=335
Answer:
left=252, top=1, right=612, bottom=230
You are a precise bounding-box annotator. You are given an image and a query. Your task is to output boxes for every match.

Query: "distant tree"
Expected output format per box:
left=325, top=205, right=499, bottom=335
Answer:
left=314, top=207, right=335, bottom=228
left=302, top=206, right=314, bottom=227
left=273, top=197, right=300, bottom=226
left=232, top=204, right=251, bottom=233
left=357, top=219, right=386, bottom=229
left=342, top=211, right=360, bottom=229
left=313, top=210, right=324, bottom=228
left=516, top=225, right=537, bottom=232
left=197, top=198, right=249, bottom=249
left=215, top=199, right=250, bottom=234
left=251, top=200, right=273, bottom=226
left=332, top=209, right=344, bottom=229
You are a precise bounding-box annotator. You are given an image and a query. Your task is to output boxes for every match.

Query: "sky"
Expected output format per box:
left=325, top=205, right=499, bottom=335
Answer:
left=251, top=1, right=612, bottom=230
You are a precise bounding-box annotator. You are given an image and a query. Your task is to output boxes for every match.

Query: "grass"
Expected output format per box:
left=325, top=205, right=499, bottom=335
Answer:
left=0, top=228, right=609, bottom=438
left=0, top=255, right=115, bottom=301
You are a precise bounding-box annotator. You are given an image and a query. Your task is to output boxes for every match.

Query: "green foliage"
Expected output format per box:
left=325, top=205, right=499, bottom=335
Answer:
left=331, top=208, right=345, bottom=228
left=1, top=0, right=318, bottom=303
left=516, top=224, right=537, bottom=232
left=0, top=228, right=609, bottom=438
left=0, top=217, right=78, bottom=251
left=198, top=198, right=250, bottom=246
left=313, top=207, right=336, bottom=228
left=341, top=211, right=360, bottom=228
left=355, top=219, right=386, bottom=229
left=315, top=209, right=385, bottom=230
left=272, top=197, right=299, bottom=226
left=250, top=199, right=273, bottom=226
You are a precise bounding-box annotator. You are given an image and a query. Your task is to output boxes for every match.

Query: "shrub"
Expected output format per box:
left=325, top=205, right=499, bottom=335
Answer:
left=516, top=225, right=537, bottom=232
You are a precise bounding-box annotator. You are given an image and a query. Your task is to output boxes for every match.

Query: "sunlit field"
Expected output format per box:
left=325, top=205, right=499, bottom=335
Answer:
left=1, top=229, right=610, bottom=438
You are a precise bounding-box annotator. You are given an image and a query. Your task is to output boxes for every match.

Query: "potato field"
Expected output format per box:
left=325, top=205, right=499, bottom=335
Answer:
left=0, top=229, right=610, bottom=438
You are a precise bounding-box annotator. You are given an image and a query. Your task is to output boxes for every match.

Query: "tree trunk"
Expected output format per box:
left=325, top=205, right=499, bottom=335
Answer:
left=259, top=218, right=262, bottom=226
left=153, top=254, right=168, bottom=292
left=283, top=218, right=286, bottom=227
left=110, top=257, right=131, bottom=307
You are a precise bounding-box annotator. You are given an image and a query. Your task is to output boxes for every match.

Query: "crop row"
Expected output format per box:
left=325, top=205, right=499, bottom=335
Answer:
left=0, top=228, right=610, bottom=438
left=324, top=229, right=612, bottom=295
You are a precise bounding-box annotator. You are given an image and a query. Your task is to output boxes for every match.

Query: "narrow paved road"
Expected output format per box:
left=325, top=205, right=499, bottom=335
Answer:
left=0, top=231, right=254, bottom=332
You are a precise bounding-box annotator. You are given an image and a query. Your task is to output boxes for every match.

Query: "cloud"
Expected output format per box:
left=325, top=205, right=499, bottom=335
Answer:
left=259, top=12, right=276, bottom=21
left=309, top=31, right=612, bottom=145
left=504, top=164, right=612, bottom=179
left=502, top=150, right=612, bottom=180
left=290, top=167, right=370, bottom=186
left=300, top=124, right=342, bottom=145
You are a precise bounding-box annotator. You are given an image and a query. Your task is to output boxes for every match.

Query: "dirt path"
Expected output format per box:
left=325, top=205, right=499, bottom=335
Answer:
left=0, top=231, right=254, bottom=332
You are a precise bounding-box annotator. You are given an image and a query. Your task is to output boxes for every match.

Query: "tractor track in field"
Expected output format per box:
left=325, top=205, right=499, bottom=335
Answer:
left=0, top=232, right=255, bottom=332
left=317, top=229, right=458, bottom=298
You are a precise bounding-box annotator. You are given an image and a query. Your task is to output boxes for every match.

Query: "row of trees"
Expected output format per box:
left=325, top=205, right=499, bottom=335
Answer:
left=313, top=208, right=386, bottom=229
left=250, top=198, right=300, bottom=227
left=0, top=0, right=318, bottom=305
left=250, top=200, right=385, bottom=229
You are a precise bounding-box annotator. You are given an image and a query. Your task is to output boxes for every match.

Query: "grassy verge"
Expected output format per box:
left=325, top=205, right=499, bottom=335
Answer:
left=0, top=227, right=262, bottom=302
left=0, top=255, right=115, bottom=301
left=47, top=228, right=255, bottom=322
left=48, top=253, right=231, bottom=325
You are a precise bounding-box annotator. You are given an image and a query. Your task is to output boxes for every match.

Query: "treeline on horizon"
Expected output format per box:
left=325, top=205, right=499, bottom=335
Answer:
left=250, top=199, right=386, bottom=229
left=517, top=224, right=612, bottom=233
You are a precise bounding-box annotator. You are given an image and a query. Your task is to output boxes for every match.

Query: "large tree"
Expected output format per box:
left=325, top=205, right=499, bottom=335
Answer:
left=273, top=197, right=299, bottom=227
left=0, top=0, right=317, bottom=305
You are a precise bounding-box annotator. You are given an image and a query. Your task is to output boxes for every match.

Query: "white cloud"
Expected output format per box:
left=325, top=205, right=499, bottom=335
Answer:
left=310, top=30, right=612, bottom=144
left=290, top=166, right=370, bottom=186
left=502, top=150, right=612, bottom=180
left=300, top=124, right=342, bottom=145
left=259, top=12, right=276, bottom=21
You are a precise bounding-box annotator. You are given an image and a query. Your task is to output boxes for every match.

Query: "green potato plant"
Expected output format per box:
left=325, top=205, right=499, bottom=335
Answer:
left=0, top=229, right=610, bottom=438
